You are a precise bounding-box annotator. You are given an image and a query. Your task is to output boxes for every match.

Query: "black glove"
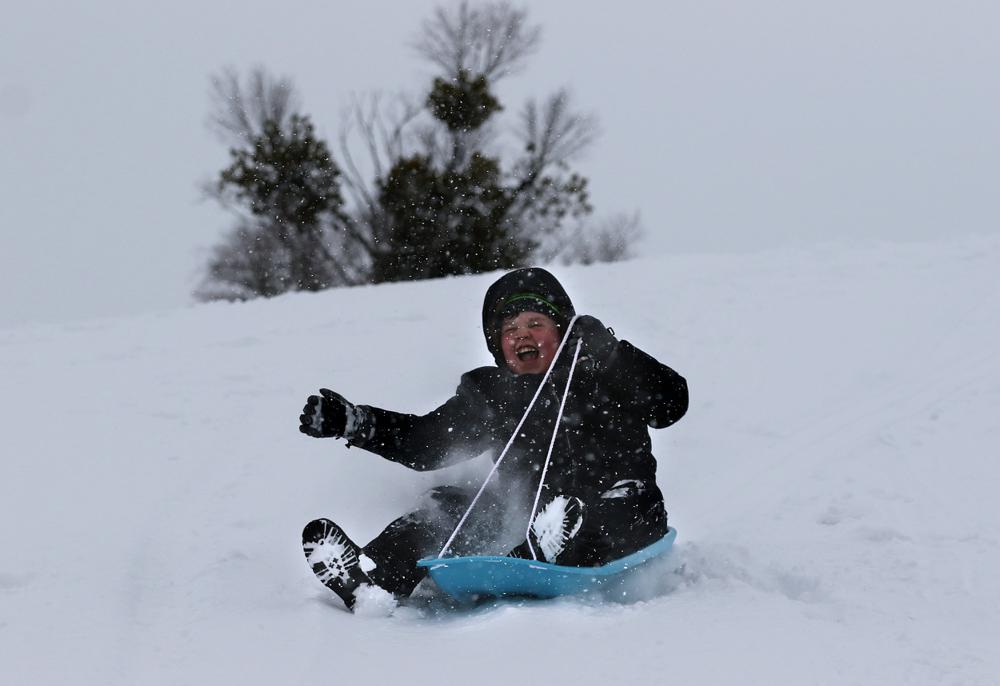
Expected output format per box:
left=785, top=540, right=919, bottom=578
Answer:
left=299, top=388, right=353, bottom=438
left=567, top=315, right=618, bottom=368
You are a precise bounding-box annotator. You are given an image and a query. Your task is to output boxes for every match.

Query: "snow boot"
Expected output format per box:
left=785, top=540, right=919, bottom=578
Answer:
left=509, top=495, right=585, bottom=563
left=302, top=518, right=373, bottom=611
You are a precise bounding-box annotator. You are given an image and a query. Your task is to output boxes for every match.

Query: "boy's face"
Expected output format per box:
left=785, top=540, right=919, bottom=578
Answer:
left=499, top=311, right=562, bottom=375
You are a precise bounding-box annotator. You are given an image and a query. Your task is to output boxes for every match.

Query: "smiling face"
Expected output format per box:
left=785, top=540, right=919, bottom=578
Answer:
left=499, top=311, right=563, bottom=375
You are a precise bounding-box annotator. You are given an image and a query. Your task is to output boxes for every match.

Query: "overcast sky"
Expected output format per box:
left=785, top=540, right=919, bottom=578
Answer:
left=2, top=1, right=998, bottom=328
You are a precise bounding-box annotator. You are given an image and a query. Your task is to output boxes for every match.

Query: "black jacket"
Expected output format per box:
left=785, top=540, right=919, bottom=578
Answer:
left=354, top=337, right=687, bottom=497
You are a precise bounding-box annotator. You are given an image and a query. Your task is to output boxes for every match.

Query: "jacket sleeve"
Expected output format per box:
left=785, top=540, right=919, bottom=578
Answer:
left=605, top=340, right=689, bottom=429
left=349, top=370, right=496, bottom=471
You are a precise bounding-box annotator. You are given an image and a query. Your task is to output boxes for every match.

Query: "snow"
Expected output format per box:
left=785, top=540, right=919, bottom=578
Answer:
left=530, top=495, right=584, bottom=562
left=2, top=236, right=999, bottom=684
left=351, top=584, right=399, bottom=618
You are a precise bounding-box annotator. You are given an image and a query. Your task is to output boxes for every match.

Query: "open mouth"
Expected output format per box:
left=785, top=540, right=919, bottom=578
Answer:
left=516, top=345, right=539, bottom=361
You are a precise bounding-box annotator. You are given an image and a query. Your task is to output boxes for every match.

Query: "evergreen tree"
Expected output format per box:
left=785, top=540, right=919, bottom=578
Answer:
left=199, top=68, right=362, bottom=300
left=374, top=152, right=528, bottom=281
left=198, top=3, right=633, bottom=302
left=217, top=114, right=345, bottom=291
left=366, top=2, right=593, bottom=283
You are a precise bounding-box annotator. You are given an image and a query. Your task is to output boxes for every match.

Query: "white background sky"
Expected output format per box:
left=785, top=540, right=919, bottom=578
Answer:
left=2, top=1, right=998, bottom=328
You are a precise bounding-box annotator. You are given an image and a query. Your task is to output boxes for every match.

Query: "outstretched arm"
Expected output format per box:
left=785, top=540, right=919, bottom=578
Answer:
left=298, top=373, right=495, bottom=471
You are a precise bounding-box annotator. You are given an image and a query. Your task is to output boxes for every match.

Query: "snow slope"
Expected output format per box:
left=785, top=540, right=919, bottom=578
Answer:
left=2, top=236, right=999, bottom=685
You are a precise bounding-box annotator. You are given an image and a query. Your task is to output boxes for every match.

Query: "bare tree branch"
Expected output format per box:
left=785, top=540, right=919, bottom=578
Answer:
left=545, top=212, right=644, bottom=266
left=337, top=93, right=424, bottom=253
left=195, top=220, right=290, bottom=301
left=414, top=1, right=541, bottom=81
left=518, top=89, right=598, bottom=178
left=338, top=94, right=421, bottom=197
left=208, top=66, right=299, bottom=146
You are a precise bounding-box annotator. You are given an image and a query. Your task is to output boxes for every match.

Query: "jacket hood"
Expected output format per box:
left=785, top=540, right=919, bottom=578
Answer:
left=481, top=267, right=576, bottom=366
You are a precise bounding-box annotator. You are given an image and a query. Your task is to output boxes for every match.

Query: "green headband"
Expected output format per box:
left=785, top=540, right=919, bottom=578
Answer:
left=497, top=293, right=563, bottom=318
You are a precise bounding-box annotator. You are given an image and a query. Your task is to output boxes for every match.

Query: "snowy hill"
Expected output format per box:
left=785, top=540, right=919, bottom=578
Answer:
left=2, top=237, right=999, bottom=685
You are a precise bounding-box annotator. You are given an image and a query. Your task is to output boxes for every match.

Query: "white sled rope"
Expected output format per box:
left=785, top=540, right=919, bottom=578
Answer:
left=437, top=315, right=583, bottom=560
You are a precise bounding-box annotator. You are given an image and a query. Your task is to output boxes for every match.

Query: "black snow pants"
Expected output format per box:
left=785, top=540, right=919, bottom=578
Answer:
left=361, top=480, right=668, bottom=597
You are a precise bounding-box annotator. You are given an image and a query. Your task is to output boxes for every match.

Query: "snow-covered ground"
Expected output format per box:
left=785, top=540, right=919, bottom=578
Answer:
left=2, top=236, right=998, bottom=685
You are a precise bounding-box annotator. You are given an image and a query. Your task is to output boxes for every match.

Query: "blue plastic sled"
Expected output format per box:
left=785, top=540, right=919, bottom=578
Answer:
left=417, top=527, right=677, bottom=602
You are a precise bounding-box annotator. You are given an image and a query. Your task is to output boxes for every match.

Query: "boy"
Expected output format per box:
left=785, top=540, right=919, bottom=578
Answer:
left=299, top=267, right=688, bottom=610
